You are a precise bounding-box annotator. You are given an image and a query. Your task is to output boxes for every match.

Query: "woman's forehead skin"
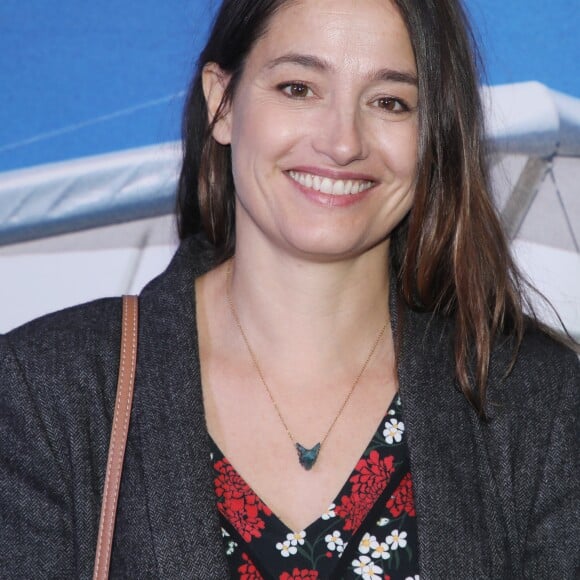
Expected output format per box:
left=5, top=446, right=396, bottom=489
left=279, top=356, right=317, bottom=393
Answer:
left=251, top=0, right=416, bottom=81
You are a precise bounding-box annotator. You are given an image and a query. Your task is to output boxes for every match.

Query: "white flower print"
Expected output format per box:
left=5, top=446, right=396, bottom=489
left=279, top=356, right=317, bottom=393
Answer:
left=325, top=530, right=345, bottom=553
left=383, top=418, right=405, bottom=444
left=226, top=540, right=237, bottom=556
left=286, top=530, right=306, bottom=546
left=376, top=517, right=390, bottom=527
left=388, top=408, right=396, bottom=416
left=386, top=529, right=408, bottom=550
left=358, top=532, right=376, bottom=554
left=221, top=527, right=237, bottom=555
left=276, top=540, right=298, bottom=557
left=321, top=503, right=336, bottom=520
left=352, top=555, right=383, bottom=580
left=370, top=538, right=391, bottom=560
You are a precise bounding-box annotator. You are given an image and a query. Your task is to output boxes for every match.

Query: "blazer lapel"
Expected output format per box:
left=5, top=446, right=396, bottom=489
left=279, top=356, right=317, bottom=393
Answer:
left=396, top=305, right=500, bottom=578
left=129, top=238, right=509, bottom=577
left=132, top=238, right=229, bottom=578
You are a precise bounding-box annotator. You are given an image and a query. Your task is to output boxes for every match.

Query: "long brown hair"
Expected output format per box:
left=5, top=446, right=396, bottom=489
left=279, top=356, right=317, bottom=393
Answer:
left=176, top=0, right=288, bottom=259
left=175, top=0, right=569, bottom=416
left=390, top=0, right=528, bottom=414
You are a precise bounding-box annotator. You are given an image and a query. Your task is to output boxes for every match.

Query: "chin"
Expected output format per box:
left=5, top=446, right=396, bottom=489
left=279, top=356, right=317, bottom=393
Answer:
left=279, top=229, right=389, bottom=263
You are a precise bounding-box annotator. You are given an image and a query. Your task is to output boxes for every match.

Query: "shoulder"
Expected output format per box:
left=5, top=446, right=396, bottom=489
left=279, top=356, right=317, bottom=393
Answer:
left=489, top=326, right=579, bottom=413
left=484, top=327, right=578, bottom=507
left=492, top=329, right=580, bottom=573
left=5, top=295, right=122, bottom=341
left=0, top=298, right=125, bottom=516
left=1, top=298, right=124, bottom=442
left=2, top=297, right=123, bottom=384
left=481, top=328, right=578, bottom=467
left=515, top=325, right=578, bottom=376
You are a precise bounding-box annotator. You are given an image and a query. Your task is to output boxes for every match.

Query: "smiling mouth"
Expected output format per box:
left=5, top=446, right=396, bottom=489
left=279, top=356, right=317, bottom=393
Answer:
left=287, top=170, right=375, bottom=195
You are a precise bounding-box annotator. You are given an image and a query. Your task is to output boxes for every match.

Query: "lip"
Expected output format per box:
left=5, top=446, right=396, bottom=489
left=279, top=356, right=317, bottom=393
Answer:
left=284, top=167, right=377, bottom=208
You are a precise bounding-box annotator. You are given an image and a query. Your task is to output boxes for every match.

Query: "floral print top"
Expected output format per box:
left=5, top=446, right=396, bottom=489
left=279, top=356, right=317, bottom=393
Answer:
left=210, top=395, right=419, bottom=580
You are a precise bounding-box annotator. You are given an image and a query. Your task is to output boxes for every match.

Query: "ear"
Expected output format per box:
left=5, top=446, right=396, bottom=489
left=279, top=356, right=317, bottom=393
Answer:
left=202, top=62, right=232, bottom=145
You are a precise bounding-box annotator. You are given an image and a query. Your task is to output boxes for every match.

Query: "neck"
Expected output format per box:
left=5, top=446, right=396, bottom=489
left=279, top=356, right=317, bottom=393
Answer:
left=227, top=237, right=392, bottom=380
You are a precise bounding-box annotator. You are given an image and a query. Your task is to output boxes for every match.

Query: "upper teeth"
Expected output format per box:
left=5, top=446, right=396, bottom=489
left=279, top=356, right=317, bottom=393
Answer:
left=288, top=171, right=374, bottom=195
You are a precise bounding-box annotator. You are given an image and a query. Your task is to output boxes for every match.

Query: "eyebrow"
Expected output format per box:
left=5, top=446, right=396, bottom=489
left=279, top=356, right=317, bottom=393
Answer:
left=265, top=52, right=418, bottom=86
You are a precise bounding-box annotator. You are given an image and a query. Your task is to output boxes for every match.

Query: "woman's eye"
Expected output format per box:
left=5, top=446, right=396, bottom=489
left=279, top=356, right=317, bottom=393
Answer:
left=374, top=97, right=409, bottom=113
left=279, top=82, right=312, bottom=98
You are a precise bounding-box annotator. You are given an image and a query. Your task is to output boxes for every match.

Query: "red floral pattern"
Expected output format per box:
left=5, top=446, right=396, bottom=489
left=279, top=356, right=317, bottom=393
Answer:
left=386, top=472, right=416, bottom=518
left=335, top=451, right=395, bottom=530
left=279, top=568, right=319, bottom=579
left=212, top=395, right=419, bottom=579
left=238, top=552, right=264, bottom=580
left=214, top=458, right=273, bottom=542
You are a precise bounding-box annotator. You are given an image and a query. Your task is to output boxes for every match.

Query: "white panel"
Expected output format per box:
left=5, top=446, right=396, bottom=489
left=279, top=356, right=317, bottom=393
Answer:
left=0, top=216, right=178, bottom=332
left=512, top=239, right=580, bottom=339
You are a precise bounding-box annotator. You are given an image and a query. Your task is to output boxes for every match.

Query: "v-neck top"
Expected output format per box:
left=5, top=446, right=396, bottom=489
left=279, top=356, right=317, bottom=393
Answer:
left=209, top=395, right=420, bottom=579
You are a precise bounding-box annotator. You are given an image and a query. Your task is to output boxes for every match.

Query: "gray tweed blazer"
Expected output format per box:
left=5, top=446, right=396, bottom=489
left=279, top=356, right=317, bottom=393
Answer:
left=1, top=235, right=578, bottom=579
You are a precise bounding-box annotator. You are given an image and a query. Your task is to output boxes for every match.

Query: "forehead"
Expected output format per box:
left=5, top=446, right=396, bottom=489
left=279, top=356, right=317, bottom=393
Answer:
left=248, top=0, right=416, bottom=75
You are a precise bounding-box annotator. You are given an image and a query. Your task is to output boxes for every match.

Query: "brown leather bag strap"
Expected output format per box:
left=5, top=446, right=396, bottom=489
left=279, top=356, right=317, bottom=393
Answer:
left=93, top=295, right=139, bottom=580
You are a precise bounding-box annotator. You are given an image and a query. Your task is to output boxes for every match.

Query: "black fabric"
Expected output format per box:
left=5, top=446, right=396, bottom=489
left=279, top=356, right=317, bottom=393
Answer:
left=1, top=234, right=578, bottom=579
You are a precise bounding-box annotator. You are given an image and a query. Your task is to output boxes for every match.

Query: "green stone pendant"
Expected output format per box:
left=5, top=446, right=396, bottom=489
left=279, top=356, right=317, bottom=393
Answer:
left=296, top=442, right=321, bottom=470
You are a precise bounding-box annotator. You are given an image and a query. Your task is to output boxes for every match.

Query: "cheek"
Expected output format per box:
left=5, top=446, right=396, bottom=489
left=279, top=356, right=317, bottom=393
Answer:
left=371, top=120, right=419, bottom=180
left=230, top=102, right=302, bottom=175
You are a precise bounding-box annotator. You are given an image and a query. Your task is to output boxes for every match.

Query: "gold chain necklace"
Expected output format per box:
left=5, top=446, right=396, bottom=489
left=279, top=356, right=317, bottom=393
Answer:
left=225, top=263, right=388, bottom=470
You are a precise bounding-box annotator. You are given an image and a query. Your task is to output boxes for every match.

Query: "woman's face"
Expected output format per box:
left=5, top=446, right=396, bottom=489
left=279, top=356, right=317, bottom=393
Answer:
left=206, top=0, right=419, bottom=262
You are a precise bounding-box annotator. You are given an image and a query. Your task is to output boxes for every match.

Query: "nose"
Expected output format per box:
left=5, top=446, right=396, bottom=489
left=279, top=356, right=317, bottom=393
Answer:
left=312, top=104, right=368, bottom=166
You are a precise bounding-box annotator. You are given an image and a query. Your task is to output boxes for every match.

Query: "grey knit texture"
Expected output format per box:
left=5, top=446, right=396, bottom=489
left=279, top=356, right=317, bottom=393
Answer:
left=1, top=235, right=578, bottom=579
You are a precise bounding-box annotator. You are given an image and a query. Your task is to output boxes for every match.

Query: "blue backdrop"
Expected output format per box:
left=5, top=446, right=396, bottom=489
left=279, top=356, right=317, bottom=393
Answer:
left=1, top=0, right=578, bottom=172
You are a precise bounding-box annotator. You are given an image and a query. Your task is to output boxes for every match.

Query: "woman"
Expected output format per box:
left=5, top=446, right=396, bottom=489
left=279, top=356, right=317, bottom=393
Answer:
left=1, top=0, right=578, bottom=578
